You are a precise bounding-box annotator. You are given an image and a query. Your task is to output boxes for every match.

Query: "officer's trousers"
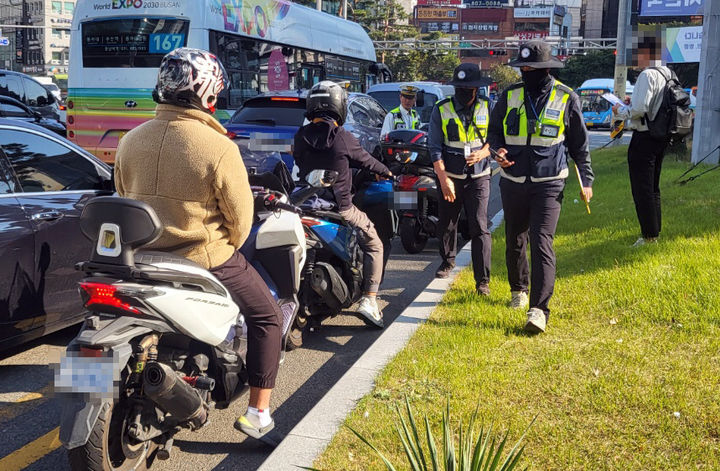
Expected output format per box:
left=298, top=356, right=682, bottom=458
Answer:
left=499, top=178, right=564, bottom=316
left=438, top=174, right=491, bottom=288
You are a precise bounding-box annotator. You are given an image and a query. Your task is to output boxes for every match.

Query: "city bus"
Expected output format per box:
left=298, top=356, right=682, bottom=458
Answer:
left=577, top=78, right=634, bottom=129
left=68, top=0, right=378, bottom=162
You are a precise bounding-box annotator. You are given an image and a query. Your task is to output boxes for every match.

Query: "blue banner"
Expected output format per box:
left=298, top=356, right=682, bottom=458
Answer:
left=640, top=0, right=704, bottom=17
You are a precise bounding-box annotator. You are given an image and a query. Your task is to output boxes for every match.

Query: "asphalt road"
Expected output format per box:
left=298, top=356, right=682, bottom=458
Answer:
left=0, top=129, right=620, bottom=471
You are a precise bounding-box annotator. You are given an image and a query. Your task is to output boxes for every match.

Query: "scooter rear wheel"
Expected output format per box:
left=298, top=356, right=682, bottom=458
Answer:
left=399, top=218, right=428, bottom=254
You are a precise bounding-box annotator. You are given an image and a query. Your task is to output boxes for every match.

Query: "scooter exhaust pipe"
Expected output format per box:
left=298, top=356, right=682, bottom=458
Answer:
left=143, top=362, right=207, bottom=429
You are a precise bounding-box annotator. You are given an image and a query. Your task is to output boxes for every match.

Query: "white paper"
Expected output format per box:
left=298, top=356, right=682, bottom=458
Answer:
left=601, top=93, right=624, bottom=106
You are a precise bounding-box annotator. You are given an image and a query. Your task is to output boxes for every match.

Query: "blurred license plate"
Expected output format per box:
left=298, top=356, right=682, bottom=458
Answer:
left=393, top=191, right=417, bottom=210
left=54, top=353, right=118, bottom=395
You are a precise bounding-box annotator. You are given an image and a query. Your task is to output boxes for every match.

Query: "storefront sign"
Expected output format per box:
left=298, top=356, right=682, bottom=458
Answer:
left=514, top=6, right=553, bottom=18
left=462, top=23, right=500, bottom=32
left=417, top=7, right=458, bottom=19
left=663, top=26, right=702, bottom=63
left=463, top=0, right=509, bottom=6
left=514, top=30, right=549, bottom=40
left=417, top=0, right=461, bottom=5
left=419, top=21, right=460, bottom=34
left=640, top=0, right=704, bottom=17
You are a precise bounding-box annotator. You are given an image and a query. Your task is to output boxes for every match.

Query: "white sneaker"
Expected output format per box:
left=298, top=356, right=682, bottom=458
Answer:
left=357, top=296, right=384, bottom=328
left=510, top=291, right=529, bottom=310
left=524, top=308, right=546, bottom=334
left=632, top=237, right=658, bottom=247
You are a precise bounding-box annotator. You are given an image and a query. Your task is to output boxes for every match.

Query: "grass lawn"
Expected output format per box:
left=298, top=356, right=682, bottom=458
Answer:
left=314, top=145, right=720, bottom=470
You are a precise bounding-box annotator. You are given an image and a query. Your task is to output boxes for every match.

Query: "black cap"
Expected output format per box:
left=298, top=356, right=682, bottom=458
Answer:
left=447, top=63, right=493, bottom=88
left=508, top=40, right=564, bottom=69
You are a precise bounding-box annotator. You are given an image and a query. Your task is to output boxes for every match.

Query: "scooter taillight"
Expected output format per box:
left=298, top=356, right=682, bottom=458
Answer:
left=397, top=175, right=420, bottom=191
left=79, top=346, right=104, bottom=358
left=80, top=282, right=141, bottom=315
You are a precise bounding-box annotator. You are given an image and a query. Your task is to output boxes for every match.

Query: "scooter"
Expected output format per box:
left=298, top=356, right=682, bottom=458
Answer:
left=54, top=173, right=328, bottom=470
left=286, top=171, right=385, bottom=350
left=383, top=129, right=470, bottom=254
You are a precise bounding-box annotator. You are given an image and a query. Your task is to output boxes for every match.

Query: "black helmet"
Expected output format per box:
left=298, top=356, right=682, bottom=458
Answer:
left=306, top=80, right=347, bottom=125
left=152, top=48, right=229, bottom=114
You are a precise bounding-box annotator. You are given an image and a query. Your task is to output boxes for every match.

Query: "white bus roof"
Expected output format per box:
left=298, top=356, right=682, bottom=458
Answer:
left=72, top=0, right=376, bottom=62
left=578, top=78, right=632, bottom=91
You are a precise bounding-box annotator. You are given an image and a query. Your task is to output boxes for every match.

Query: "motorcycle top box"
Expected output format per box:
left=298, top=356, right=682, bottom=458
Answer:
left=381, top=129, right=432, bottom=167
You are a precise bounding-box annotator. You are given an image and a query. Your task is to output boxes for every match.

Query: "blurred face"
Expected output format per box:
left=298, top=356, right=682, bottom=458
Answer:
left=400, top=93, right=416, bottom=110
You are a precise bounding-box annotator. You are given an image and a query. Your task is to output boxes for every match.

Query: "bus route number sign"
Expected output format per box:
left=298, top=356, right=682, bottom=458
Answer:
left=149, top=34, right=185, bottom=54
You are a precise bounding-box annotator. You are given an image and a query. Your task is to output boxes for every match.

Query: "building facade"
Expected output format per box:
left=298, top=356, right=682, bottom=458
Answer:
left=0, top=0, right=74, bottom=76
left=459, top=5, right=514, bottom=70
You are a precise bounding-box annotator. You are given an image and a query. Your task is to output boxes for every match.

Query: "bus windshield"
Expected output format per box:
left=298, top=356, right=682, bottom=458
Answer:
left=579, top=90, right=611, bottom=113
left=82, top=18, right=190, bottom=68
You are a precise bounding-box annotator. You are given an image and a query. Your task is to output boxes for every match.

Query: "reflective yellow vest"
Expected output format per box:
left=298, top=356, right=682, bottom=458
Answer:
left=439, top=99, right=489, bottom=150
left=390, top=106, right=419, bottom=130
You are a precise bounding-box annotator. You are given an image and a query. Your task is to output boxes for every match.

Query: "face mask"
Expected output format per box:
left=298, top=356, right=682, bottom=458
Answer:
left=521, top=69, right=551, bottom=93
left=454, top=88, right=476, bottom=106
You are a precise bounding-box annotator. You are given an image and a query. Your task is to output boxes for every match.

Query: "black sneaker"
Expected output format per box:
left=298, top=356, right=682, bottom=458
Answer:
left=435, top=261, right=455, bottom=279
left=476, top=284, right=490, bottom=296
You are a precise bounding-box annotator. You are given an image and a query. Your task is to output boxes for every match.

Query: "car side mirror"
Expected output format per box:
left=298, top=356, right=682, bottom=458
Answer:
left=33, top=111, right=42, bottom=121
left=416, top=90, right=425, bottom=108
left=306, top=169, right=338, bottom=188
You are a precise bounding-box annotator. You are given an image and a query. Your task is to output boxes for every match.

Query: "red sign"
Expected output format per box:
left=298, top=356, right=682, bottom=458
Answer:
left=267, top=49, right=289, bottom=91
left=514, top=31, right=549, bottom=40
left=417, top=0, right=461, bottom=5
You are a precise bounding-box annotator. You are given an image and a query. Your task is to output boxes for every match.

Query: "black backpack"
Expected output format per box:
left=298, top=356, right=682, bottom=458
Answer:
left=646, top=67, right=693, bottom=141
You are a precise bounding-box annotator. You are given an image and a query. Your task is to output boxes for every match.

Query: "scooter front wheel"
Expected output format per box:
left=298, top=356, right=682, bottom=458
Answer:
left=399, top=218, right=428, bottom=254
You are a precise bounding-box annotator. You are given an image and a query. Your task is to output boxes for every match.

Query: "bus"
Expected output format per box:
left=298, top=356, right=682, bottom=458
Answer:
left=68, top=0, right=378, bottom=163
left=577, top=78, right=633, bottom=129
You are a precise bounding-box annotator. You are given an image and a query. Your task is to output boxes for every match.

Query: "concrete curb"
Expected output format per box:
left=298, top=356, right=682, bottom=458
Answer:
left=258, top=211, right=504, bottom=471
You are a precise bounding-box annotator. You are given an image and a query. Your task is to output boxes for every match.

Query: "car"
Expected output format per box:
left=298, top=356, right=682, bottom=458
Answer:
left=225, top=90, right=387, bottom=175
left=0, top=119, right=114, bottom=352
left=0, top=70, right=62, bottom=122
left=42, top=82, right=62, bottom=102
left=367, top=81, right=457, bottom=124
left=0, top=95, right=66, bottom=136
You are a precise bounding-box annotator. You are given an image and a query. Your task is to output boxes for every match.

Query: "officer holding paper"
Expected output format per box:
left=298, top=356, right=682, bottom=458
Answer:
left=487, top=40, right=594, bottom=334
left=428, top=63, right=493, bottom=296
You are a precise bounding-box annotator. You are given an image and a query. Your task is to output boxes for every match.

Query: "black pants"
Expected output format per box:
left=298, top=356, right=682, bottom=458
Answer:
left=628, top=131, right=669, bottom=239
left=210, top=251, right=282, bottom=389
left=438, top=174, right=491, bottom=287
left=500, top=178, right=564, bottom=316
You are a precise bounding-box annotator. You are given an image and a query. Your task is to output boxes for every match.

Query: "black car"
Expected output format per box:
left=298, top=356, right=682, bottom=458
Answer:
left=0, top=119, right=113, bottom=352
left=0, top=70, right=62, bottom=121
left=0, top=96, right=66, bottom=136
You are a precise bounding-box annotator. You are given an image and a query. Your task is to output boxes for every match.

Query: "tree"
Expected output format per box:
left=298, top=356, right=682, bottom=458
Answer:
left=489, top=64, right=520, bottom=92
left=554, top=50, right=615, bottom=89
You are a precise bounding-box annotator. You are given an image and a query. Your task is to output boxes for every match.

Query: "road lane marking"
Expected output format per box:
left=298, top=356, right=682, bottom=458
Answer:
left=0, top=427, right=61, bottom=470
left=0, top=385, right=52, bottom=423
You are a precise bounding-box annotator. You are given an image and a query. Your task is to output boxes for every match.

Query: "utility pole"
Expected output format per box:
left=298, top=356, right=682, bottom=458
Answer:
left=316, top=0, right=322, bottom=11
left=613, top=0, right=631, bottom=99
left=692, top=0, right=720, bottom=165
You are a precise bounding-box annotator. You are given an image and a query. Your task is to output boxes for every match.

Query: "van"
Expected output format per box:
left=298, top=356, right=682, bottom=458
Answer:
left=367, top=82, right=459, bottom=124
left=0, top=70, right=61, bottom=121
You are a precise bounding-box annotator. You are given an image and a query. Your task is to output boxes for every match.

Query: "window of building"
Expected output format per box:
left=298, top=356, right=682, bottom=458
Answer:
left=52, top=29, right=62, bottom=39
left=64, top=2, right=74, bottom=15
left=52, top=1, right=62, bottom=14
left=52, top=52, right=61, bottom=62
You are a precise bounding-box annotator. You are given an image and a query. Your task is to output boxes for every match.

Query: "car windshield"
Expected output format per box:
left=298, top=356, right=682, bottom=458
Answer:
left=229, top=98, right=306, bottom=127
left=368, top=90, right=439, bottom=123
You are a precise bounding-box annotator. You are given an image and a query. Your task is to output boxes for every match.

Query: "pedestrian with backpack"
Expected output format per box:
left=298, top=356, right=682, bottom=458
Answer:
left=612, top=34, right=692, bottom=247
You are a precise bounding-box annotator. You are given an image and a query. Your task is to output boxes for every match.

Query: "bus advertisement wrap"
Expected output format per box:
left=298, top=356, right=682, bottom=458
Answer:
left=663, top=26, right=702, bottom=63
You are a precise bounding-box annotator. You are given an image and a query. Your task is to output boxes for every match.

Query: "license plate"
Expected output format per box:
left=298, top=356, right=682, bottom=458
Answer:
left=54, top=353, right=119, bottom=396
left=393, top=191, right=417, bottom=210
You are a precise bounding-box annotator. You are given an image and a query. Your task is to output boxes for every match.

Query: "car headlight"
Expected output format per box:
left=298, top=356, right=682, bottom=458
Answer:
left=604, top=113, right=611, bottom=123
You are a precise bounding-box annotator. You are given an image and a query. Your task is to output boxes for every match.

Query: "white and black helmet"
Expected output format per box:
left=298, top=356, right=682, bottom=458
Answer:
left=152, top=48, right=229, bottom=114
left=306, top=81, right=347, bottom=125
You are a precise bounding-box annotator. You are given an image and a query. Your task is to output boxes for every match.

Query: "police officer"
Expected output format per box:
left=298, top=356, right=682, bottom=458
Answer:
left=381, top=85, right=421, bottom=138
left=487, top=40, right=594, bottom=334
left=429, top=63, right=493, bottom=296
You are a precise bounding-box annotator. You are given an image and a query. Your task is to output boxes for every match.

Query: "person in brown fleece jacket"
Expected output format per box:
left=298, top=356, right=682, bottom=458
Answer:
left=114, top=48, right=280, bottom=440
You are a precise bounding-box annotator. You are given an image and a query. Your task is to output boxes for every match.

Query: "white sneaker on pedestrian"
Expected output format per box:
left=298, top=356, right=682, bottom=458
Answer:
left=357, top=296, right=384, bottom=328
left=632, top=237, right=658, bottom=247
left=510, top=291, right=529, bottom=310
left=524, top=308, right=546, bottom=334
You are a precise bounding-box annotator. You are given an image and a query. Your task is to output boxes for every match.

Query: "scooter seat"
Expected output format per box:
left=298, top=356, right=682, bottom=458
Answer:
left=132, top=251, right=226, bottom=296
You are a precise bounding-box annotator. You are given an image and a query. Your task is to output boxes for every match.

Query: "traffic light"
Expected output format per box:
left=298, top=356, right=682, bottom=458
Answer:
left=488, top=49, right=508, bottom=56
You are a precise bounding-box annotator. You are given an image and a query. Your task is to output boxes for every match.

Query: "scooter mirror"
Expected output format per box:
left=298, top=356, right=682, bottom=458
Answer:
left=306, top=169, right=339, bottom=188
